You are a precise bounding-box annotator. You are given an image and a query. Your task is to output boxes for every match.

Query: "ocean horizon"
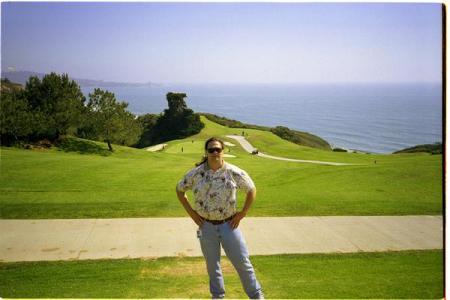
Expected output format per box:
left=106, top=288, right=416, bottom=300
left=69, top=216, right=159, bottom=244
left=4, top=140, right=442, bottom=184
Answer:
left=81, top=82, right=442, bottom=154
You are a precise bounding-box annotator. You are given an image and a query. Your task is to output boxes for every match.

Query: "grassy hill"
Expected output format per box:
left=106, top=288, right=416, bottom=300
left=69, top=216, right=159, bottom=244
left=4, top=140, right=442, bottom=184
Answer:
left=0, top=116, right=442, bottom=218
left=393, top=142, right=442, bottom=154
left=201, top=113, right=332, bottom=150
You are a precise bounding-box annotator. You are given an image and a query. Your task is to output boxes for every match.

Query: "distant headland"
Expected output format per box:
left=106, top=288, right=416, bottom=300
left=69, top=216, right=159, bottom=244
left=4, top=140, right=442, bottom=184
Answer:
left=1, top=70, right=160, bottom=88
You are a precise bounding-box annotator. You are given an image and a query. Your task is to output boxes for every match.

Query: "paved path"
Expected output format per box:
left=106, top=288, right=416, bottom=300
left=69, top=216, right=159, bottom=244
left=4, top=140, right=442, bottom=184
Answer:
left=0, top=216, right=442, bottom=262
left=145, top=143, right=167, bottom=152
left=226, top=135, right=355, bottom=166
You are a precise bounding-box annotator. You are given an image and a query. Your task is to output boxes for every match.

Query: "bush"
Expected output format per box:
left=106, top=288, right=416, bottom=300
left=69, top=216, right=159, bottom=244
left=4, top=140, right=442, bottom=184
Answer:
left=333, top=148, right=347, bottom=152
left=393, top=143, right=442, bottom=154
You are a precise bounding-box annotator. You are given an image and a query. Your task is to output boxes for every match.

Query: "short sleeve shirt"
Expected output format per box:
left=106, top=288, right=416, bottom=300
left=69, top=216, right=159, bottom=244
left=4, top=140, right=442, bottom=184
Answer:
left=177, top=162, right=256, bottom=220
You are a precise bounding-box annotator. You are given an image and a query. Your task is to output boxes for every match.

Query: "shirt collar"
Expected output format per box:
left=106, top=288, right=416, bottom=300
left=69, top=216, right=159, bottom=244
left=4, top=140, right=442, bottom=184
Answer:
left=204, top=160, right=227, bottom=172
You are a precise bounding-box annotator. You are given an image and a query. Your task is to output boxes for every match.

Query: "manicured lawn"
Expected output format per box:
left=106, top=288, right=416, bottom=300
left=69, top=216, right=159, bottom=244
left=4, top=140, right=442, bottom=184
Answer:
left=0, top=116, right=442, bottom=218
left=0, top=117, right=443, bottom=299
left=0, top=250, right=443, bottom=298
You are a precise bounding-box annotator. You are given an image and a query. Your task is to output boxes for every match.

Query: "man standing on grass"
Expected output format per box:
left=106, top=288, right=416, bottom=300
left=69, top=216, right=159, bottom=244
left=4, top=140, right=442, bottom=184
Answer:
left=176, top=137, right=264, bottom=299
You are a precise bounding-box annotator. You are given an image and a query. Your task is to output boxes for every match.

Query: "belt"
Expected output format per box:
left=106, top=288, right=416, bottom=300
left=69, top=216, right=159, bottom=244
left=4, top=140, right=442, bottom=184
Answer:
left=204, top=215, right=234, bottom=225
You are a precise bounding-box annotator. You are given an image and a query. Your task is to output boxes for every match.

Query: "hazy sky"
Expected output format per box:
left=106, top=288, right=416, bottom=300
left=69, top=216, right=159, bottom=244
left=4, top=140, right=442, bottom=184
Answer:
left=1, top=2, right=443, bottom=84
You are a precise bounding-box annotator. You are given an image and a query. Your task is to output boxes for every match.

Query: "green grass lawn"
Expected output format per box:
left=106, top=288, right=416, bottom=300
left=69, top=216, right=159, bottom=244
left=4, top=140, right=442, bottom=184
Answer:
left=0, top=117, right=443, bottom=299
left=0, top=250, right=443, bottom=299
left=0, top=116, right=442, bottom=218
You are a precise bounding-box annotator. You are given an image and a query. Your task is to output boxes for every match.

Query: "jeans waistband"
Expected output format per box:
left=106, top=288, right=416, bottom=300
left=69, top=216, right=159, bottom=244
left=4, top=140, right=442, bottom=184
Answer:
left=204, top=215, right=234, bottom=225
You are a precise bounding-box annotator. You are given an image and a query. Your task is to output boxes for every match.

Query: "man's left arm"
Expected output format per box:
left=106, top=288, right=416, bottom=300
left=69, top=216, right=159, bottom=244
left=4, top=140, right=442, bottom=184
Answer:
left=229, top=188, right=256, bottom=229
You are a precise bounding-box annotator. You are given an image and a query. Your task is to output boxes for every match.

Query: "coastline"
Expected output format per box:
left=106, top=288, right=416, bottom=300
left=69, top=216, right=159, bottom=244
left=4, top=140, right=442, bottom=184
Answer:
left=82, top=83, right=442, bottom=154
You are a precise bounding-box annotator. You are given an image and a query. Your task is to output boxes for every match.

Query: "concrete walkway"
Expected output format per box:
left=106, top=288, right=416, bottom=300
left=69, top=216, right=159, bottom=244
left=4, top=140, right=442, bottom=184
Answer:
left=0, top=216, right=442, bottom=262
left=226, top=135, right=355, bottom=166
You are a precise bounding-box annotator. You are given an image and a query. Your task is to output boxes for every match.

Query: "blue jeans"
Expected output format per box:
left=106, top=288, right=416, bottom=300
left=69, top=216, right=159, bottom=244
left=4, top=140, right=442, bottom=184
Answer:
left=198, top=221, right=264, bottom=299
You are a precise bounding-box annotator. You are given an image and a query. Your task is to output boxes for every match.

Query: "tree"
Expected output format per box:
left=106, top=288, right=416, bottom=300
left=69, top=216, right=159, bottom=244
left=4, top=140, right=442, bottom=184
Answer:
left=76, top=105, right=98, bottom=140
left=115, top=110, right=143, bottom=147
left=150, top=92, right=204, bottom=144
left=167, top=92, right=188, bottom=113
left=134, top=113, right=160, bottom=148
left=87, top=88, right=142, bottom=151
left=0, top=90, right=36, bottom=145
left=23, top=73, right=86, bottom=140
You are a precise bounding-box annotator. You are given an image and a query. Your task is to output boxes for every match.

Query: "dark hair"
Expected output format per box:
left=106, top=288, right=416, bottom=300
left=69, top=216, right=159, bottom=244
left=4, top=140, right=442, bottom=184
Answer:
left=195, top=137, right=225, bottom=166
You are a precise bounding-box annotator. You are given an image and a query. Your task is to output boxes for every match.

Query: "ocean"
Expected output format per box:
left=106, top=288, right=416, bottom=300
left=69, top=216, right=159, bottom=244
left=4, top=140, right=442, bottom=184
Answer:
left=81, top=83, right=442, bottom=154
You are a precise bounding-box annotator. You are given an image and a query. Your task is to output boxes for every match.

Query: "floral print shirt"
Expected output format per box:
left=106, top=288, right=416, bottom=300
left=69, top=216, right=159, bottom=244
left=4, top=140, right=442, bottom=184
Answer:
left=177, top=162, right=256, bottom=220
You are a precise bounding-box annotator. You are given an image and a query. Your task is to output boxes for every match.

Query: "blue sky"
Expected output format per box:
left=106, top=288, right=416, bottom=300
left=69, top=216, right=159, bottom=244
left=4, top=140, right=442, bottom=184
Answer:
left=1, top=2, right=443, bottom=84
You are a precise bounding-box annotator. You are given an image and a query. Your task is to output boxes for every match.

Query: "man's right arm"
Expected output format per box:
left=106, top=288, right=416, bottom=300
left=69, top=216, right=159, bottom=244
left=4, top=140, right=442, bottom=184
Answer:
left=176, top=188, right=204, bottom=227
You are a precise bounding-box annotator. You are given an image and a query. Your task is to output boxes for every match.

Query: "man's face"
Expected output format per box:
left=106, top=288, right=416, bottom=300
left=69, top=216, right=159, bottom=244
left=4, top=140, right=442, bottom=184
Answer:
left=206, top=141, right=223, bottom=161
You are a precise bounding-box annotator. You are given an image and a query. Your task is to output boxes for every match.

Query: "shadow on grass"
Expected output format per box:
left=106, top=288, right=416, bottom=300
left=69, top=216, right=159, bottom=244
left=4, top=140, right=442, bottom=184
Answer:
left=57, top=137, right=112, bottom=156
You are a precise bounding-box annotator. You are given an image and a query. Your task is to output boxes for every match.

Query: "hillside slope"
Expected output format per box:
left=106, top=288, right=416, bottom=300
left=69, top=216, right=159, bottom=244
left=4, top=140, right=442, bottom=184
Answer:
left=201, top=113, right=332, bottom=150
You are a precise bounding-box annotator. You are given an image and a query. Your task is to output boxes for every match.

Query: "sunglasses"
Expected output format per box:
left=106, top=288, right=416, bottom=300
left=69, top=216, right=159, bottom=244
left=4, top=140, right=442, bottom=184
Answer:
left=207, top=147, right=223, bottom=154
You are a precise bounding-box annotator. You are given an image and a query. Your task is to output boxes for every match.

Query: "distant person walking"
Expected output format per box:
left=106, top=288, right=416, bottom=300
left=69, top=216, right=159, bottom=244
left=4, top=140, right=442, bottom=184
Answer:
left=176, top=137, right=264, bottom=299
